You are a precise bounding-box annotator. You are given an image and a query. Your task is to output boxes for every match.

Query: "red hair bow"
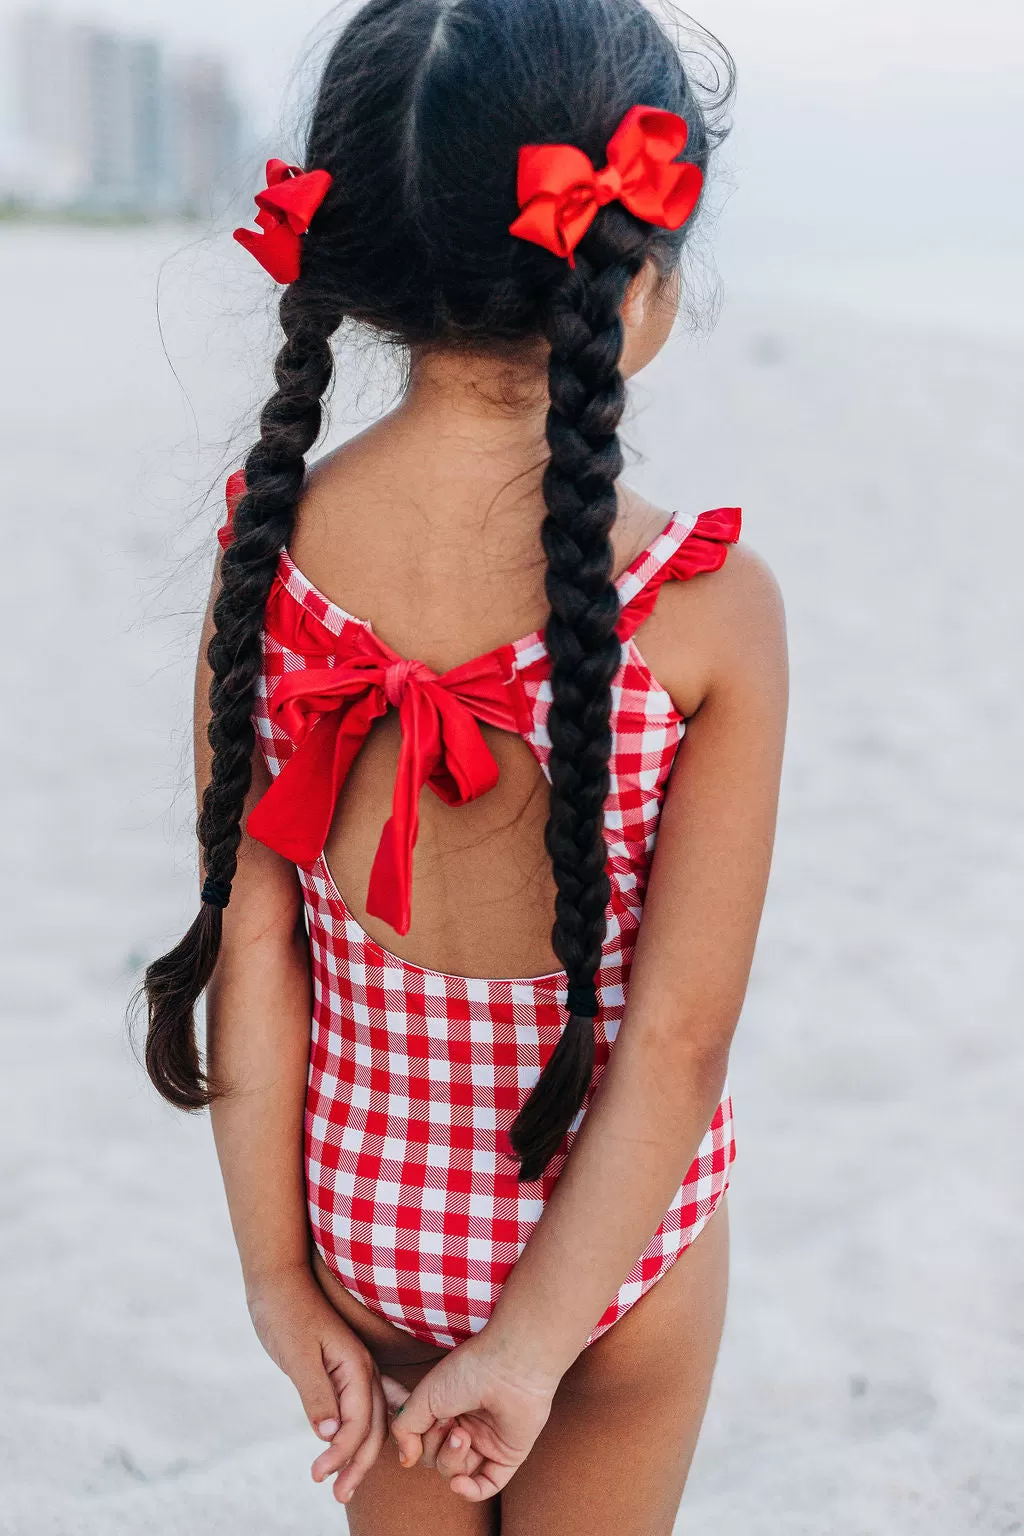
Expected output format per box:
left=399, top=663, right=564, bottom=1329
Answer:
left=509, top=105, right=702, bottom=265
left=233, top=159, right=333, bottom=284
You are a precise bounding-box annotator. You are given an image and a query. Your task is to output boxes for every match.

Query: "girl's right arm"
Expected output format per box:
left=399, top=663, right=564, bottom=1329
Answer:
left=194, top=572, right=390, bottom=1507
left=392, top=545, right=788, bottom=1498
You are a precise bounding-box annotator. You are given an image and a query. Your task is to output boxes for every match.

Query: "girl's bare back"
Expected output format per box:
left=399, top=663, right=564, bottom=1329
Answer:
left=292, top=389, right=709, bottom=985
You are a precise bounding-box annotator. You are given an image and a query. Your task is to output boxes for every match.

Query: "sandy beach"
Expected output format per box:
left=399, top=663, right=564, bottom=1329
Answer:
left=1, top=224, right=1021, bottom=1534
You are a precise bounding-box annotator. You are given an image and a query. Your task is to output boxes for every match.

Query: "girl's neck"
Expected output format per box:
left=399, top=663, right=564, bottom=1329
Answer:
left=389, top=347, right=551, bottom=511
left=403, top=345, right=550, bottom=429
left=307, top=346, right=658, bottom=563
left=307, top=347, right=552, bottom=546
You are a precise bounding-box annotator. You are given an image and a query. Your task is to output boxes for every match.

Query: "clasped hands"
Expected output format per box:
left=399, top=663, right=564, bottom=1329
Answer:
left=248, top=1266, right=557, bottom=1507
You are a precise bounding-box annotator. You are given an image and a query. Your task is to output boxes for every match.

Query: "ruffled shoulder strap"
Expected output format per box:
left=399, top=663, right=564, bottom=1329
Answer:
left=617, top=506, right=741, bottom=642
left=216, top=469, right=248, bottom=550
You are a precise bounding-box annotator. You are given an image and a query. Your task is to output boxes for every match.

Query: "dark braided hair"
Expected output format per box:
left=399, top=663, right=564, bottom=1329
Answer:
left=140, top=0, right=733, bottom=1174
left=144, top=284, right=342, bottom=1108
left=511, top=212, right=650, bottom=1177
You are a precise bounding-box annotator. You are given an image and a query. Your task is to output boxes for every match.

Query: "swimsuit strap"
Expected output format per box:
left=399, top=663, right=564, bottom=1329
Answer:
left=616, top=506, right=742, bottom=642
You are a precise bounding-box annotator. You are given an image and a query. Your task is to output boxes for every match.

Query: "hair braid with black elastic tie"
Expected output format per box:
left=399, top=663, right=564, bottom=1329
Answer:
left=509, top=209, right=649, bottom=1181
left=140, top=281, right=343, bottom=1110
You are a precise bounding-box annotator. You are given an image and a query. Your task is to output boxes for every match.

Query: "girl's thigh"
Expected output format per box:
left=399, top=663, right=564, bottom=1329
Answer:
left=344, top=1357, right=499, bottom=1536
left=501, top=1196, right=730, bottom=1536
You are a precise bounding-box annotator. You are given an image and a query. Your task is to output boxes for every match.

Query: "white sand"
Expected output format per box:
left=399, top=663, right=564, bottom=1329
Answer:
left=1, top=225, right=1021, bottom=1534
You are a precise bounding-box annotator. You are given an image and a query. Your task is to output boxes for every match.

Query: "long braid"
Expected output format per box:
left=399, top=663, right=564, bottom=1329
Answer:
left=141, top=283, right=342, bottom=1109
left=510, top=210, right=650, bottom=1181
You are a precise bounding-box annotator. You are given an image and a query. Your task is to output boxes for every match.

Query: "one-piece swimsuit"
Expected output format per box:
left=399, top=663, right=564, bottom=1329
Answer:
left=219, top=478, right=740, bottom=1350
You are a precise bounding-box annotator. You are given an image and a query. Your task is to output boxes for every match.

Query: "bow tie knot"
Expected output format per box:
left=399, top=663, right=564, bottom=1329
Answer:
left=595, top=166, right=623, bottom=205
left=245, top=610, right=531, bottom=937
left=385, top=657, right=424, bottom=707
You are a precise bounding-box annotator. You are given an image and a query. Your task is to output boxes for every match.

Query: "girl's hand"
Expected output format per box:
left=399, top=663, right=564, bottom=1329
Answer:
left=389, top=1332, right=558, bottom=1501
left=246, top=1266, right=392, bottom=1506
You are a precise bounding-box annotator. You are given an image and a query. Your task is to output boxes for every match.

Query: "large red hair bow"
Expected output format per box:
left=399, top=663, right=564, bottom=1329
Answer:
left=247, top=599, right=531, bottom=936
left=233, top=159, right=333, bottom=284
left=509, top=105, right=702, bottom=265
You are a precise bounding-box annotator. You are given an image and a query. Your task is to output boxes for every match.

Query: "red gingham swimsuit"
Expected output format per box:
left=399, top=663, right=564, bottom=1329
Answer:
left=220, top=484, right=741, bottom=1350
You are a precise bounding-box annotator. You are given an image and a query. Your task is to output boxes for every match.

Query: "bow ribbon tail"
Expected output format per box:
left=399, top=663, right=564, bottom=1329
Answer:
left=233, top=219, right=303, bottom=284
left=423, top=683, right=505, bottom=807
left=438, top=651, right=534, bottom=738
left=247, top=690, right=385, bottom=866
left=365, top=688, right=444, bottom=936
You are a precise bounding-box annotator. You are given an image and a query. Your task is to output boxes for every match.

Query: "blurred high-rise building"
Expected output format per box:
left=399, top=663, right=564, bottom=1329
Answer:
left=1, top=10, right=245, bottom=216
left=172, top=55, right=243, bottom=220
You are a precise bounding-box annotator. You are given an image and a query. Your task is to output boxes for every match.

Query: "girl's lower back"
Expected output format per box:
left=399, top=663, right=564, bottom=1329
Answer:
left=139, top=0, right=788, bottom=1529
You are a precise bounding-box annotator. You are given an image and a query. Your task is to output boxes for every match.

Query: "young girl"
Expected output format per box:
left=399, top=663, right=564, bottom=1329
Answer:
left=142, top=1, right=787, bottom=1529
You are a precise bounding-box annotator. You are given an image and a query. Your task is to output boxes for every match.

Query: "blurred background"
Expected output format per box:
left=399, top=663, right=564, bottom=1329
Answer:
left=1, top=2, right=1021, bottom=1532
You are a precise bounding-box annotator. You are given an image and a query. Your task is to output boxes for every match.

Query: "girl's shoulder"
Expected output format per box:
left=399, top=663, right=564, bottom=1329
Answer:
left=630, top=529, right=786, bottom=721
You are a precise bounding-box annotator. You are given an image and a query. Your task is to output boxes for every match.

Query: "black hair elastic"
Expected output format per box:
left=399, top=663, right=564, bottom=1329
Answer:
left=566, top=984, right=599, bottom=1019
left=201, top=877, right=232, bottom=910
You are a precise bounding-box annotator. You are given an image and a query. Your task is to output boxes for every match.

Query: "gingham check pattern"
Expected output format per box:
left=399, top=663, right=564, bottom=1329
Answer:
left=247, top=508, right=738, bottom=1349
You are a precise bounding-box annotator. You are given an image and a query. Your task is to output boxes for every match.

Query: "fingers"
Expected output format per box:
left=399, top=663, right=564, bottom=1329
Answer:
left=450, top=1463, right=510, bottom=1502
left=311, top=1361, right=374, bottom=1483
left=332, top=1374, right=388, bottom=1505
left=389, top=1376, right=438, bottom=1469
left=435, top=1423, right=484, bottom=1483
left=380, top=1374, right=411, bottom=1417
left=417, top=1418, right=456, bottom=1470
left=391, top=1420, right=424, bottom=1468
left=288, top=1347, right=346, bottom=1444
left=383, top=1374, right=467, bottom=1476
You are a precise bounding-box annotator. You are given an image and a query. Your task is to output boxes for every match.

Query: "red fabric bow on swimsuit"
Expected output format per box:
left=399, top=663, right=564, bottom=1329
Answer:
left=233, top=159, right=333, bottom=284
left=247, top=595, right=531, bottom=936
left=509, top=104, right=703, bottom=265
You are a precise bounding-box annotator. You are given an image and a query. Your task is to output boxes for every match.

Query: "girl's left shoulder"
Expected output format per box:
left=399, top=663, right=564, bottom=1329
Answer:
left=635, top=535, right=788, bottom=720
left=693, top=538, right=787, bottom=637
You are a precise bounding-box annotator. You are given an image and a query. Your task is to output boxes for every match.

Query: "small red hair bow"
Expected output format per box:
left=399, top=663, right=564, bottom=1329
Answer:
left=233, top=159, right=333, bottom=284
left=509, top=105, right=702, bottom=265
